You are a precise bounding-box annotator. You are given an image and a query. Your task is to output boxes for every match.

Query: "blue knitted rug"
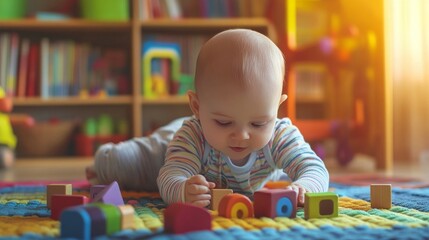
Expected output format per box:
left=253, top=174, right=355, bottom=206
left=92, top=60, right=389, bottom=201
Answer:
left=0, top=182, right=428, bottom=239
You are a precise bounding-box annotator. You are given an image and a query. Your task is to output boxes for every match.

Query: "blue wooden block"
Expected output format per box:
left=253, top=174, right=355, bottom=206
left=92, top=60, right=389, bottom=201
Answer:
left=60, top=207, right=91, bottom=240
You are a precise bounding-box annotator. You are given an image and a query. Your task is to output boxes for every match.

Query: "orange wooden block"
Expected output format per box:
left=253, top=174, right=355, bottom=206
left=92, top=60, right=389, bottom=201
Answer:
left=218, top=193, right=254, bottom=218
left=46, top=184, right=72, bottom=209
left=210, top=189, right=233, bottom=211
left=370, top=184, right=392, bottom=209
left=264, top=181, right=291, bottom=189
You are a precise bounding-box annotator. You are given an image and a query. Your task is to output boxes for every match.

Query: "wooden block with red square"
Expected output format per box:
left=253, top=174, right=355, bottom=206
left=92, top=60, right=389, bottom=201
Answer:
left=254, top=188, right=297, bottom=218
left=51, top=194, right=89, bottom=220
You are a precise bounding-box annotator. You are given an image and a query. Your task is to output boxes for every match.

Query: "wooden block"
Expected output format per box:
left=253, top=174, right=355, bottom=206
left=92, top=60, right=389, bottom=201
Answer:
left=263, top=181, right=291, bottom=189
left=46, top=184, right=72, bottom=209
left=210, top=189, right=233, bottom=211
left=218, top=193, right=254, bottom=218
left=91, top=181, right=124, bottom=206
left=370, top=184, right=392, bottom=209
left=60, top=206, right=92, bottom=240
left=118, top=205, right=135, bottom=230
left=164, top=202, right=211, bottom=234
left=304, top=192, right=338, bottom=219
left=90, top=185, right=106, bottom=200
left=51, top=194, right=89, bottom=220
left=90, top=203, right=121, bottom=235
left=254, top=189, right=297, bottom=218
left=84, top=206, right=107, bottom=238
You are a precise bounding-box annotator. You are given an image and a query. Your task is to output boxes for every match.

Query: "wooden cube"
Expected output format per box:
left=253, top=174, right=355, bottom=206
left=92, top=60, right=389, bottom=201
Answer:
left=254, top=189, right=297, bottom=218
left=118, top=205, right=135, bottom=230
left=210, top=189, right=233, bottom=211
left=304, top=192, right=338, bottom=219
left=46, top=184, right=72, bottom=208
left=370, top=184, right=392, bottom=209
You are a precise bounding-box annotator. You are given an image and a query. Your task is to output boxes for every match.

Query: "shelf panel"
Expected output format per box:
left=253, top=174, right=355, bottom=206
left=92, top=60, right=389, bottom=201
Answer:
left=13, top=96, right=133, bottom=106
left=140, top=18, right=271, bottom=32
left=141, top=95, right=188, bottom=105
left=0, top=19, right=131, bottom=31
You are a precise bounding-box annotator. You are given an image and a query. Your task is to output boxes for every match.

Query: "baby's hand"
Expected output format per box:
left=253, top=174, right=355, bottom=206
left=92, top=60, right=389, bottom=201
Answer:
left=286, top=184, right=307, bottom=206
left=185, top=175, right=216, bottom=208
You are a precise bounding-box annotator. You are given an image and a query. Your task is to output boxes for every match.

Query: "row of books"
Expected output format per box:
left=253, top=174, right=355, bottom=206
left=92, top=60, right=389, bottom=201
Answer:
left=139, top=0, right=269, bottom=20
left=0, top=32, right=129, bottom=98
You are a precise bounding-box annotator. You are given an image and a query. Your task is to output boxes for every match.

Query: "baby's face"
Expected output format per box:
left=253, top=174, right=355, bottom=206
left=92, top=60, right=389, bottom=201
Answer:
left=196, top=77, right=284, bottom=164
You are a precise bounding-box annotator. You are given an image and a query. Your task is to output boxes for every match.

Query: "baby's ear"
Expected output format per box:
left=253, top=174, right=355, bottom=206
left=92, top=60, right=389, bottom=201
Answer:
left=279, top=94, right=287, bottom=106
left=187, top=90, right=200, bottom=119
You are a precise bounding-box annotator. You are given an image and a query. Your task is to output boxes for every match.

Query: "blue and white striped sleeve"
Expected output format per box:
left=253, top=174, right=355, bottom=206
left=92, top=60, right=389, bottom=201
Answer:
left=156, top=118, right=205, bottom=204
left=271, top=118, right=330, bottom=193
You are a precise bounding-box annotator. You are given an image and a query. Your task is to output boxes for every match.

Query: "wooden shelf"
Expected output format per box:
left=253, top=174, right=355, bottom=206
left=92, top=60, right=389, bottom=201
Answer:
left=0, top=19, right=131, bottom=31
left=13, top=96, right=133, bottom=106
left=141, top=95, right=188, bottom=105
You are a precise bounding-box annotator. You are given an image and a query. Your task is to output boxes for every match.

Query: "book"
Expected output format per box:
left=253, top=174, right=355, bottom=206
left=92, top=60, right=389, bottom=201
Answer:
left=6, top=33, right=19, bottom=96
left=17, top=38, right=30, bottom=97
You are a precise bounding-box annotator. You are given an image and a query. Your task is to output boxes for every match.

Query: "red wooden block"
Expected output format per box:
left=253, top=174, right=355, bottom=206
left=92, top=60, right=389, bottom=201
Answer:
left=51, top=194, right=89, bottom=220
left=164, top=203, right=212, bottom=234
left=218, top=193, right=254, bottom=218
left=254, top=189, right=297, bottom=218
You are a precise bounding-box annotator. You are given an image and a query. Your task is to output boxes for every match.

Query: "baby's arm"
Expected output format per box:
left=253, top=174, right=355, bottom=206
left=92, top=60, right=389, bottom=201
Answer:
left=272, top=119, right=330, bottom=204
left=157, top=118, right=213, bottom=206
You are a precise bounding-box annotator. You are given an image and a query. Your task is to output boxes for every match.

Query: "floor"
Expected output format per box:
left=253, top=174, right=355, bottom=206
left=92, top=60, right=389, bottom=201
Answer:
left=1, top=155, right=429, bottom=182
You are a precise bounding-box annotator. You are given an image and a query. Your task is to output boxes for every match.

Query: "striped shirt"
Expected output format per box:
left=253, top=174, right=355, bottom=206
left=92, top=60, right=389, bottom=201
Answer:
left=157, top=117, right=329, bottom=204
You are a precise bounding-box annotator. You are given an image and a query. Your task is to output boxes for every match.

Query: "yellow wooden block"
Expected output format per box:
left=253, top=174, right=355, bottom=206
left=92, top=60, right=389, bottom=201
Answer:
left=210, top=189, right=233, bottom=211
left=46, top=184, right=72, bottom=208
left=118, top=204, right=135, bottom=230
left=370, top=184, right=392, bottom=209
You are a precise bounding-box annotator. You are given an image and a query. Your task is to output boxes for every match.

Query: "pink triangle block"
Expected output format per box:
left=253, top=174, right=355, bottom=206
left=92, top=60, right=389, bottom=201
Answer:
left=91, top=181, right=124, bottom=206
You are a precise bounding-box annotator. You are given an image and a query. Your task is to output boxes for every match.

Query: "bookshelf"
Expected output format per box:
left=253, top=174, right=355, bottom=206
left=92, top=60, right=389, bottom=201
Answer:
left=0, top=0, right=274, bottom=160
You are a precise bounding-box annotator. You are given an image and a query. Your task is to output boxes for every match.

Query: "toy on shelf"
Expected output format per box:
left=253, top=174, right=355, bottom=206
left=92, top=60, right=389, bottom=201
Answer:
left=75, top=114, right=129, bottom=156
left=142, top=41, right=194, bottom=98
left=0, top=87, right=33, bottom=168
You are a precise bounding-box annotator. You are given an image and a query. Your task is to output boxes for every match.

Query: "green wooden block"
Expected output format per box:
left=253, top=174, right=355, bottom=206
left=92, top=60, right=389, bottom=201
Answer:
left=304, top=192, right=338, bottom=219
left=90, top=203, right=121, bottom=235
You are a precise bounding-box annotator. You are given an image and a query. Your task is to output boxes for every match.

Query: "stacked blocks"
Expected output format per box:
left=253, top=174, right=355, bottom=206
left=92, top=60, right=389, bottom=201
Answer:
left=60, top=203, right=135, bottom=239
left=218, top=193, right=254, bottom=218
left=164, top=202, right=212, bottom=234
left=304, top=192, right=339, bottom=219
left=254, top=189, right=297, bottom=218
left=210, top=189, right=233, bottom=211
left=46, top=184, right=72, bottom=208
left=370, top=184, right=392, bottom=209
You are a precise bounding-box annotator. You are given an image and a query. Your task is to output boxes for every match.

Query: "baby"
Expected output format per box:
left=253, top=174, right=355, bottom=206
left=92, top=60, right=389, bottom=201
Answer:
left=87, top=29, right=329, bottom=207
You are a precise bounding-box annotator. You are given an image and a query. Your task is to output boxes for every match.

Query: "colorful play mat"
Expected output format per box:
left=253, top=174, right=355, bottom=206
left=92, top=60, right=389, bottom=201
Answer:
left=0, top=180, right=428, bottom=239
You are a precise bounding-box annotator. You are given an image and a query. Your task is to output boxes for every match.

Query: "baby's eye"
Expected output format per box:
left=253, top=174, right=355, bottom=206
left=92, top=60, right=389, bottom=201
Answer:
left=251, top=122, right=267, bottom=128
left=215, top=120, right=231, bottom=126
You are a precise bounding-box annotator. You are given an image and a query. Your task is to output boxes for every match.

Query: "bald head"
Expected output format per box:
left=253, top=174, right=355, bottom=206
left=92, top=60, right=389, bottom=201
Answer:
left=194, top=29, right=285, bottom=96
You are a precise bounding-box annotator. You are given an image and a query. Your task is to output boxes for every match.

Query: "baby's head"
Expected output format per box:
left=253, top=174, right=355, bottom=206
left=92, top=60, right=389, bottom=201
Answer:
left=188, top=29, right=287, bottom=163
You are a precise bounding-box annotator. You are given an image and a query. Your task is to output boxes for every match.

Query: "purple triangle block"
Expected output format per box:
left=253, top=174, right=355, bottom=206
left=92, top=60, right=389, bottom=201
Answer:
left=91, top=181, right=124, bottom=206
